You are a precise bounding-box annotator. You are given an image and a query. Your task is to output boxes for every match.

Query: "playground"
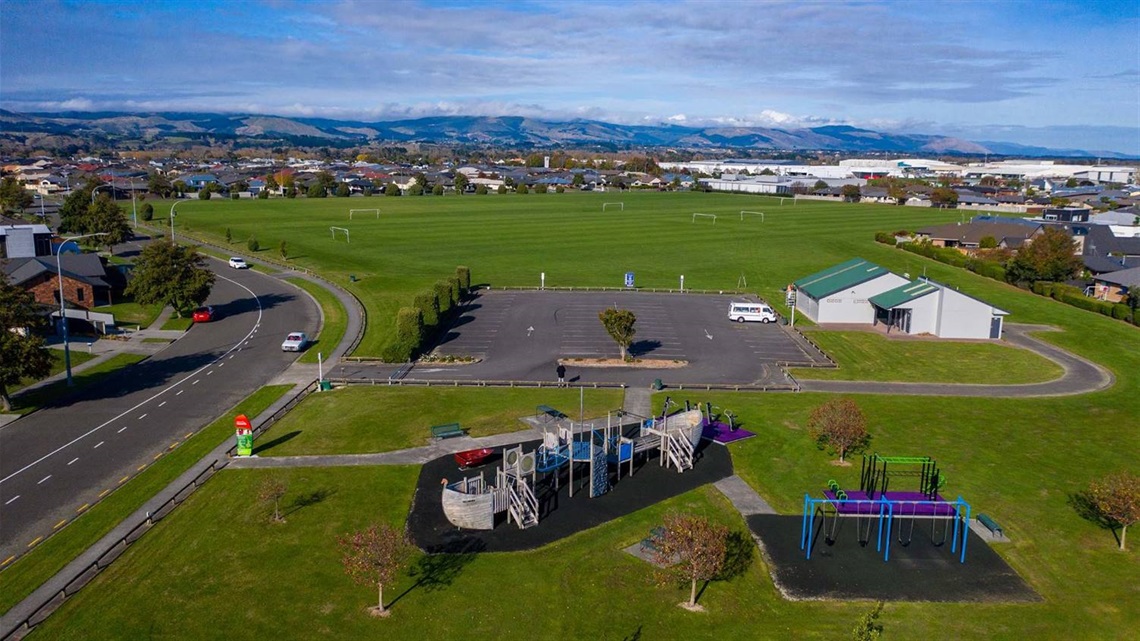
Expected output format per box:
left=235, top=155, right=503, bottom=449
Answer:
left=747, top=454, right=1039, bottom=602
left=407, top=405, right=735, bottom=553
left=417, top=290, right=827, bottom=386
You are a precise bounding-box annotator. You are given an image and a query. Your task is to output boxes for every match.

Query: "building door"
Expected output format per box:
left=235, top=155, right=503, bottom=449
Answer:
left=989, top=316, right=1002, bottom=339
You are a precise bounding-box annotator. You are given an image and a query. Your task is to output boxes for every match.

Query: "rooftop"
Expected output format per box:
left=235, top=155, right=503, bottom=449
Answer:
left=794, top=258, right=891, bottom=299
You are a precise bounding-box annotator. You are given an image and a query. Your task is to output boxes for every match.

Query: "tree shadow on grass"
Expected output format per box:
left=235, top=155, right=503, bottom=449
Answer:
left=389, top=539, right=486, bottom=608
left=252, top=430, right=301, bottom=454
left=717, top=530, right=756, bottom=581
left=283, top=487, right=335, bottom=518
left=1068, top=491, right=1122, bottom=547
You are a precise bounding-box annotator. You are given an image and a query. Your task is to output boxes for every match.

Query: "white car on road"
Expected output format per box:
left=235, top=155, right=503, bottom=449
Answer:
left=228, top=257, right=249, bottom=269
left=281, top=332, right=309, bottom=352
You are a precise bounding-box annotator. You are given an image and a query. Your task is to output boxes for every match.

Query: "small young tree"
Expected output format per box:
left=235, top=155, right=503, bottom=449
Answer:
left=807, top=398, right=869, bottom=463
left=338, top=523, right=415, bottom=617
left=599, top=308, right=637, bottom=360
left=279, top=239, right=288, bottom=260
left=647, top=513, right=729, bottom=611
left=247, top=236, right=259, bottom=252
left=852, top=601, right=884, bottom=640
left=841, top=184, right=861, bottom=202
left=225, top=227, right=232, bottom=244
left=257, top=476, right=287, bottom=523
left=432, top=184, right=444, bottom=196
left=1088, top=471, right=1140, bottom=550
left=140, top=202, right=154, bottom=221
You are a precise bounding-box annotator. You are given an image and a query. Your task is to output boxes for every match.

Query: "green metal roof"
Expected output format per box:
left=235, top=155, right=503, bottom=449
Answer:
left=794, top=258, right=890, bottom=299
left=869, top=280, right=939, bottom=310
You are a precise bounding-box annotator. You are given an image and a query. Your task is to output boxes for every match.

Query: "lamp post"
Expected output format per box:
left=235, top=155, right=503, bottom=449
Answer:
left=57, top=233, right=107, bottom=386
left=169, top=199, right=190, bottom=242
left=91, top=183, right=110, bottom=204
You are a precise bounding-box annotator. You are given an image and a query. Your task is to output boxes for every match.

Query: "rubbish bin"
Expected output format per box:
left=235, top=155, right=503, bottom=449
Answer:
left=319, top=380, right=333, bottom=391
left=652, top=378, right=664, bottom=391
left=349, top=274, right=357, bottom=283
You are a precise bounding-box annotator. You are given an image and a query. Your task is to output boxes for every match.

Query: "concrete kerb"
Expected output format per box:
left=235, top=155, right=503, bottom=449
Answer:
left=0, top=380, right=317, bottom=640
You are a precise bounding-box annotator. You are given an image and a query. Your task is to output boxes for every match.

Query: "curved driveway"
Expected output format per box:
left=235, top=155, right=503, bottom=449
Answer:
left=796, top=324, right=1115, bottom=397
left=0, top=260, right=319, bottom=563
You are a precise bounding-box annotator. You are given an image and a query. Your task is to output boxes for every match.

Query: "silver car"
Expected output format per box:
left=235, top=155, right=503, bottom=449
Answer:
left=281, top=332, right=309, bottom=352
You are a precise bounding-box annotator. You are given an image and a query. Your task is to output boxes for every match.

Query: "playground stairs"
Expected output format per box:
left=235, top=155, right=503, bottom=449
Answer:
left=507, top=478, right=539, bottom=529
left=663, top=432, right=694, bottom=472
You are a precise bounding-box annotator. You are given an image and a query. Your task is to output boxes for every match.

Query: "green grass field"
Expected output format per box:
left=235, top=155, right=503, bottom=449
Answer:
left=283, top=277, right=348, bottom=364
left=789, top=330, right=1064, bottom=383
left=24, top=193, right=1140, bottom=639
left=162, top=192, right=964, bottom=357
left=7, top=353, right=145, bottom=415
left=261, top=386, right=624, bottom=456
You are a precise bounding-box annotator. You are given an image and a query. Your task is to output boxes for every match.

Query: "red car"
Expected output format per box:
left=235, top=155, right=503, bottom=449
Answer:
left=192, top=306, right=217, bottom=323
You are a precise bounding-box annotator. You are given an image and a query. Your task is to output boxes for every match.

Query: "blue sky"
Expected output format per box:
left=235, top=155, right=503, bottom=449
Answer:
left=2, top=0, right=1138, bottom=154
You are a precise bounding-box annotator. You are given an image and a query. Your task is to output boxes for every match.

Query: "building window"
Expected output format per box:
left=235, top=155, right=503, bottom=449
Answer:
left=77, top=289, right=84, bottom=302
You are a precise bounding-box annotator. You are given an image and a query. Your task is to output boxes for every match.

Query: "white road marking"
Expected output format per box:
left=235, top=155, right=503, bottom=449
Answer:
left=138, top=414, right=147, bottom=419
left=176, top=390, right=184, bottom=396
left=118, top=426, right=128, bottom=433
left=193, top=380, right=199, bottom=385
left=37, top=475, right=51, bottom=485
left=94, top=441, right=104, bottom=449
left=68, top=458, right=79, bottom=466
left=217, top=362, right=224, bottom=368
left=5, top=495, right=20, bottom=505
left=158, top=401, right=166, bottom=407
left=0, top=273, right=265, bottom=486
left=207, top=370, right=213, bottom=375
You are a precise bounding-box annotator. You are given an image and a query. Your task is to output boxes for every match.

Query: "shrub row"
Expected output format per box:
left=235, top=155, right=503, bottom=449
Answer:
left=384, top=266, right=474, bottom=362
left=1032, top=282, right=1133, bottom=322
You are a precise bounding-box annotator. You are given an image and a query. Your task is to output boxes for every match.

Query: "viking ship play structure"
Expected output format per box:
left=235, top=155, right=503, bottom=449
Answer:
left=440, top=406, right=705, bottom=531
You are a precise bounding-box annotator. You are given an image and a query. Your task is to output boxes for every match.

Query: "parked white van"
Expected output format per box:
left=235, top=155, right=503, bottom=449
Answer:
left=728, top=302, right=777, bottom=323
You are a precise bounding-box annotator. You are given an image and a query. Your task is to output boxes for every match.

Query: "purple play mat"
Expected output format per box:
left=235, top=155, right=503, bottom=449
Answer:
left=701, top=420, right=756, bottom=445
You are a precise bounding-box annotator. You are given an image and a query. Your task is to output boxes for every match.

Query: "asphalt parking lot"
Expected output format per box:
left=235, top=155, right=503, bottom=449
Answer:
left=415, top=290, right=827, bottom=386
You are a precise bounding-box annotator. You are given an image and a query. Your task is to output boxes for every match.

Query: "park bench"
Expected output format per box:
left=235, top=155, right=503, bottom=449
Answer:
left=536, top=405, right=566, bottom=422
left=431, top=423, right=466, bottom=440
left=976, top=514, right=1003, bottom=538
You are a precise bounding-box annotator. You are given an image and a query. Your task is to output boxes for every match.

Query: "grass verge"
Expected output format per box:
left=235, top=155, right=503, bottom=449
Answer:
left=260, top=386, right=623, bottom=456
left=284, top=277, right=348, bottom=364
left=10, top=350, right=97, bottom=396
left=91, top=301, right=164, bottom=329
left=160, top=316, right=193, bottom=331
left=0, top=384, right=292, bottom=615
left=6, top=354, right=147, bottom=416
left=788, top=330, right=1064, bottom=383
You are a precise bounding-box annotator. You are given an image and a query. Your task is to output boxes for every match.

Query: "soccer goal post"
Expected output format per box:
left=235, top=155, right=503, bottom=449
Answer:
left=692, top=213, right=717, bottom=224
left=330, top=226, right=350, bottom=243
left=349, top=209, right=379, bottom=219
left=740, top=210, right=765, bottom=221
left=602, top=202, right=624, bottom=212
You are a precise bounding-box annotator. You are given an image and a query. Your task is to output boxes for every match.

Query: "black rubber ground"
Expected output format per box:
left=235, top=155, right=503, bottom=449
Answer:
left=746, top=514, right=1039, bottom=602
left=407, top=438, right=733, bottom=553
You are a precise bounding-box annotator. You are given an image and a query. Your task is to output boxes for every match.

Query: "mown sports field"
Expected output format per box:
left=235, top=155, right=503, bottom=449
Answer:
left=22, top=191, right=1137, bottom=639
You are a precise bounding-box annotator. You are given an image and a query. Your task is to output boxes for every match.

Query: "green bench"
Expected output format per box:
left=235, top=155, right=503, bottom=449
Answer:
left=536, top=405, right=566, bottom=422
left=976, top=513, right=1003, bottom=538
left=431, top=423, right=466, bottom=439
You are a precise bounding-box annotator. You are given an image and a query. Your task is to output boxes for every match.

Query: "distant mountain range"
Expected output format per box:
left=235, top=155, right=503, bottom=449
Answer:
left=0, top=110, right=1129, bottom=159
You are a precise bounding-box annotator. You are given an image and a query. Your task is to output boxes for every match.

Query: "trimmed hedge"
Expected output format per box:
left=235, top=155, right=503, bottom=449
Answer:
left=456, top=265, right=471, bottom=294
left=434, top=280, right=453, bottom=315
left=384, top=307, right=423, bottom=362
left=414, top=290, right=440, bottom=327
left=874, top=232, right=895, bottom=245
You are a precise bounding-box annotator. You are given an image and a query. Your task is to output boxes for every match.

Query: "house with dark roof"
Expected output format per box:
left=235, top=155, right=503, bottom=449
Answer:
left=869, top=278, right=1009, bottom=339
left=2, top=254, right=113, bottom=310
left=1091, top=266, right=1140, bottom=303
left=916, top=221, right=1043, bottom=252
left=792, top=258, right=908, bottom=324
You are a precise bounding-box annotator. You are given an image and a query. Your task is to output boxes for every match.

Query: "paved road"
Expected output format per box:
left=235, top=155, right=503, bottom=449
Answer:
left=796, top=324, right=1114, bottom=397
left=0, top=259, right=319, bottom=563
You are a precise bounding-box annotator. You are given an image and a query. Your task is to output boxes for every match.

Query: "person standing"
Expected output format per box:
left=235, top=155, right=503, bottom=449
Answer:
left=556, top=363, right=566, bottom=387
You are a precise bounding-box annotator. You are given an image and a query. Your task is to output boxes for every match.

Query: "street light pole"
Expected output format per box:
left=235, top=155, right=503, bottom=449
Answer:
left=57, top=233, right=107, bottom=386
left=169, top=199, right=190, bottom=242
left=91, top=184, right=110, bottom=204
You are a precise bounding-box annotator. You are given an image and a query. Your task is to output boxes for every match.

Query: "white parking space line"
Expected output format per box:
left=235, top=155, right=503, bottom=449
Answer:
left=68, top=458, right=79, bottom=465
left=138, top=414, right=147, bottom=419
left=158, top=401, right=167, bottom=407
left=176, top=390, right=184, bottom=396
left=118, top=426, right=128, bottom=433
left=193, top=380, right=200, bottom=385
left=5, top=495, right=19, bottom=505
left=94, top=441, right=104, bottom=449
left=37, top=475, right=51, bottom=485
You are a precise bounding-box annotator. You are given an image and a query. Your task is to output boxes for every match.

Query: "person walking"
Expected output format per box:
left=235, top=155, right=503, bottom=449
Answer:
left=556, top=363, right=566, bottom=387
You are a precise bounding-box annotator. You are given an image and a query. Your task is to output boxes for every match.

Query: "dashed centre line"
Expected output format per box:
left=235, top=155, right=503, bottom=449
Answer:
left=118, top=426, right=128, bottom=433
left=138, top=414, right=147, bottom=420
left=158, top=401, right=167, bottom=407
left=176, top=390, right=184, bottom=396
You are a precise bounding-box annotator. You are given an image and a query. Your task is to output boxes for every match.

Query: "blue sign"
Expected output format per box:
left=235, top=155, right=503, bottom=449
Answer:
left=624, top=272, right=635, bottom=288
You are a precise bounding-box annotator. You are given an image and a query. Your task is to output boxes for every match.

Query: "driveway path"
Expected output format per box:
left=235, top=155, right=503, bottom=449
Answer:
left=797, top=324, right=1114, bottom=397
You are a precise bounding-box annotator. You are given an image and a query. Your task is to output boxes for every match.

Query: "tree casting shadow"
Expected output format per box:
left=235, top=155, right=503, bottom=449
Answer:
left=388, top=539, right=486, bottom=608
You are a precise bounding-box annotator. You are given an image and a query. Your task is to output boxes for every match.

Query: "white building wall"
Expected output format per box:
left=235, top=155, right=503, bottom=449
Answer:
left=900, top=294, right=940, bottom=335
left=934, top=287, right=999, bottom=339
left=796, top=293, right=820, bottom=322
left=815, top=274, right=909, bottom=324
